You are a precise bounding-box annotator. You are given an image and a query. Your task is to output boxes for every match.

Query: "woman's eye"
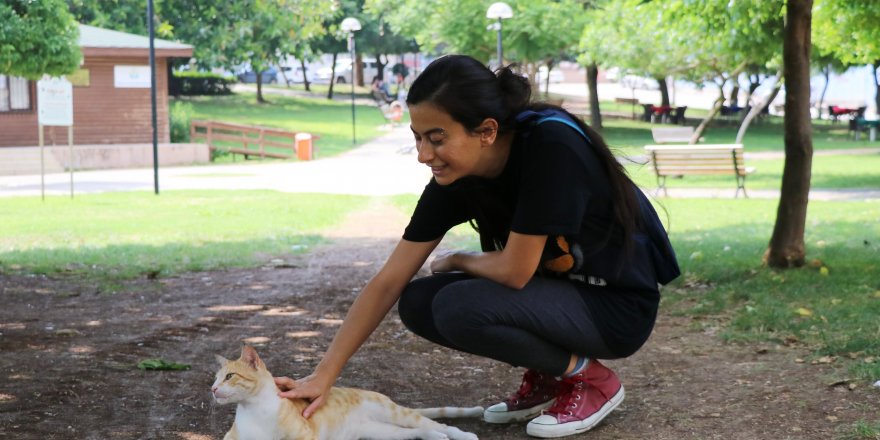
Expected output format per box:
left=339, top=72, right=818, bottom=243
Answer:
left=429, top=137, right=443, bottom=145
left=225, top=373, right=235, bottom=381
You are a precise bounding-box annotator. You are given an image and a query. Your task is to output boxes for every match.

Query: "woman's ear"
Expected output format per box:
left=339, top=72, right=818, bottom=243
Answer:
left=477, top=118, right=499, bottom=145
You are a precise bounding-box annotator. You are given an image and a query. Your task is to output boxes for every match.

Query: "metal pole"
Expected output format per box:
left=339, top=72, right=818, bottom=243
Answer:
left=39, top=124, right=44, bottom=201
left=349, top=33, right=356, bottom=145
left=496, top=18, right=503, bottom=67
left=68, top=125, right=73, bottom=198
left=148, top=0, right=159, bottom=194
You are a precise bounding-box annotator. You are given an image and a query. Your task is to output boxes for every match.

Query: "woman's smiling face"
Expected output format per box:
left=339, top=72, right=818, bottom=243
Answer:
left=408, top=103, right=488, bottom=186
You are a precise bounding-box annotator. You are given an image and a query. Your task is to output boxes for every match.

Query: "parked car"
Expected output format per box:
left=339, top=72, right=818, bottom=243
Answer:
left=314, top=58, right=386, bottom=84
left=279, top=66, right=314, bottom=84
left=237, top=67, right=278, bottom=84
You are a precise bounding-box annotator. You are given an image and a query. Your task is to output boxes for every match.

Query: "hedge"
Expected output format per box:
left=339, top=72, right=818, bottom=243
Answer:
left=170, top=71, right=236, bottom=96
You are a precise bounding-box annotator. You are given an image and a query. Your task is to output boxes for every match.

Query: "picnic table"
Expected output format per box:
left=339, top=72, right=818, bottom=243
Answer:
left=641, top=104, right=672, bottom=123
left=852, top=119, right=879, bottom=142
left=829, top=105, right=866, bottom=123
left=641, top=104, right=687, bottom=124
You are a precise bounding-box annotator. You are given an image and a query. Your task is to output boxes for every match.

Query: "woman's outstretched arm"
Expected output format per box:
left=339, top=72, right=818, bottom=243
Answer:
left=275, top=237, right=441, bottom=417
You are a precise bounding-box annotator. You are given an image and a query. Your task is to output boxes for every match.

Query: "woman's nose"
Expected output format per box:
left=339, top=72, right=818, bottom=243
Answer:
left=416, top=143, right=433, bottom=163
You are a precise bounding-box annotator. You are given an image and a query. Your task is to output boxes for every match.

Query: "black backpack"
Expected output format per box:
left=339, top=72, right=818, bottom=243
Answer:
left=516, top=108, right=681, bottom=289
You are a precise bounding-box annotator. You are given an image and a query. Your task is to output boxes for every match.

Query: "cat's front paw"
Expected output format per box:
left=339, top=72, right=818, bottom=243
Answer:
left=444, top=427, right=478, bottom=440
left=421, top=430, right=450, bottom=440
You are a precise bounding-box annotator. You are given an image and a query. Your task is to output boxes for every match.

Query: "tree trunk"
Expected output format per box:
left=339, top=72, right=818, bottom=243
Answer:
left=375, top=54, right=387, bottom=81
left=729, top=84, right=740, bottom=106
left=873, top=61, right=880, bottom=116
left=744, top=74, right=762, bottom=106
left=355, top=53, right=364, bottom=87
left=736, top=69, right=783, bottom=144
left=586, top=63, right=602, bottom=129
left=691, top=62, right=749, bottom=144
left=656, top=76, right=670, bottom=107
left=300, top=58, right=311, bottom=92
left=256, top=69, right=266, bottom=103
left=765, top=0, right=813, bottom=269
left=544, top=61, right=553, bottom=98
left=327, top=52, right=337, bottom=100
left=817, top=65, right=830, bottom=115
left=690, top=96, right=725, bottom=144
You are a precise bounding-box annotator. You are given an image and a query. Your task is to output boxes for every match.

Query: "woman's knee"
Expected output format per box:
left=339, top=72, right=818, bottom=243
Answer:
left=398, top=273, right=469, bottom=330
left=431, top=280, right=498, bottom=342
left=397, top=280, right=431, bottom=330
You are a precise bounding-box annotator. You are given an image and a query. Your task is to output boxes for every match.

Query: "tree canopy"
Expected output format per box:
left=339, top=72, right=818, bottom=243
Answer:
left=1, top=0, right=81, bottom=79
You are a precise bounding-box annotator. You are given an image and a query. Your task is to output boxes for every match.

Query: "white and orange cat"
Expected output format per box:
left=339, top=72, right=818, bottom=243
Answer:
left=211, top=346, right=482, bottom=440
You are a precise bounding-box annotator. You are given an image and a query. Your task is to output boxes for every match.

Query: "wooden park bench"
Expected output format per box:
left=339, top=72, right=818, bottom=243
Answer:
left=190, top=120, right=318, bottom=160
left=651, top=126, right=698, bottom=144
left=644, top=144, right=755, bottom=198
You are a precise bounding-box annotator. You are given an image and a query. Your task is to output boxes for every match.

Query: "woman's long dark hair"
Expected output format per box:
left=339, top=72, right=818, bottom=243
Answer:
left=407, top=55, right=639, bottom=252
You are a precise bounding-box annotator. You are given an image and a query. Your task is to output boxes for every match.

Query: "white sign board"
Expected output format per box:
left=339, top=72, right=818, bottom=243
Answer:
left=37, top=77, right=73, bottom=126
left=114, top=65, right=151, bottom=88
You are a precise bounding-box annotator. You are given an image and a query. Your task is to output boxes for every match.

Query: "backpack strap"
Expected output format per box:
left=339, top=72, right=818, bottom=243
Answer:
left=515, top=109, right=593, bottom=144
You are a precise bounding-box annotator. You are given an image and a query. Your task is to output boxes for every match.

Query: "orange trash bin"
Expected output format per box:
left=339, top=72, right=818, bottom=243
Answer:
left=295, top=133, right=313, bottom=160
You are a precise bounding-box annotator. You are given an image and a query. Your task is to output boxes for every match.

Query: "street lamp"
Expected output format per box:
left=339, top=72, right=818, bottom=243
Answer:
left=340, top=17, right=361, bottom=145
left=486, top=2, right=513, bottom=68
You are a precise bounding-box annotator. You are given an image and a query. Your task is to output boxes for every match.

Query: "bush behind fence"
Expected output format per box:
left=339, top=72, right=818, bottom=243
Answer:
left=170, top=71, right=235, bottom=96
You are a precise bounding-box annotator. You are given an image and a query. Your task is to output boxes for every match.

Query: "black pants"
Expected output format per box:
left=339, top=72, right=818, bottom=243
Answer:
left=398, top=273, right=617, bottom=376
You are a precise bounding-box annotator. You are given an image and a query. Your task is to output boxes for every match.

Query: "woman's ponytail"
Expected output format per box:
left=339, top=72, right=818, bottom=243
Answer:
left=495, top=66, right=531, bottom=130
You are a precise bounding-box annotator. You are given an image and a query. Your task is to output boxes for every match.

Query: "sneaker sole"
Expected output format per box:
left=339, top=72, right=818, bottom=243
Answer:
left=525, top=386, right=625, bottom=438
left=483, top=399, right=556, bottom=424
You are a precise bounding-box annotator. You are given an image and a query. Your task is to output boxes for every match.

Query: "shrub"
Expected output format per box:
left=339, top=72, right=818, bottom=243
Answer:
left=170, top=71, right=235, bottom=96
left=169, top=101, right=193, bottom=143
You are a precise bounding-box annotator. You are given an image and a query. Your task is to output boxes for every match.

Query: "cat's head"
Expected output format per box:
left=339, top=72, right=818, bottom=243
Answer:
left=211, top=345, right=272, bottom=405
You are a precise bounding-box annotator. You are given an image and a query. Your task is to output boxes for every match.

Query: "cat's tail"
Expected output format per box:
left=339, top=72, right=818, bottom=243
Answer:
left=416, top=406, right=485, bottom=419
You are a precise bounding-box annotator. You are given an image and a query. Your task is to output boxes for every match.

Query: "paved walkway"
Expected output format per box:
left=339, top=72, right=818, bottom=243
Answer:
left=0, top=125, right=428, bottom=198
left=1, top=123, right=878, bottom=201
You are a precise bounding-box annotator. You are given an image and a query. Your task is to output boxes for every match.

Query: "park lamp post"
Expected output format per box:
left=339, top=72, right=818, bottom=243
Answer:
left=341, top=17, right=362, bottom=145
left=486, top=2, right=513, bottom=69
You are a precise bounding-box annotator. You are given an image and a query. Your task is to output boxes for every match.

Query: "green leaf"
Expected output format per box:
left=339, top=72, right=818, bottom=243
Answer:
left=137, top=358, right=192, bottom=371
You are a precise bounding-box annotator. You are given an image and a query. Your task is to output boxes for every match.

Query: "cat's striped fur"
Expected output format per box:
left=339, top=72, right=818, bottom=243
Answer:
left=212, top=346, right=482, bottom=440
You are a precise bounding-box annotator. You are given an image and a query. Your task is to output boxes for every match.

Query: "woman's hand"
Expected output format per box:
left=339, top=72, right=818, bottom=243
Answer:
left=430, top=251, right=465, bottom=273
left=274, top=372, right=333, bottom=418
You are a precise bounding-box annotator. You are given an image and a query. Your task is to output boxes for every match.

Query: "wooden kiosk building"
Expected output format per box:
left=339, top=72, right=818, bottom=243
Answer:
left=0, top=24, right=207, bottom=175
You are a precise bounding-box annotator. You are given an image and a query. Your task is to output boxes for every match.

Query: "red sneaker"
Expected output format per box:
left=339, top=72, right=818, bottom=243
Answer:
left=483, top=369, right=560, bottom=424
left=526, top=360, right=624, bottom=438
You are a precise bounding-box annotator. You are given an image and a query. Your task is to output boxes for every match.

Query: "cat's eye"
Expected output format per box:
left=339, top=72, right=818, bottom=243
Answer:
left=224, top=373, right=235, bottom=381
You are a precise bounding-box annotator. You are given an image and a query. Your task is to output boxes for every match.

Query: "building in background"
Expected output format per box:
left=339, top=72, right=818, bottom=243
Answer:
left=0, top=24, right=206, bottom=175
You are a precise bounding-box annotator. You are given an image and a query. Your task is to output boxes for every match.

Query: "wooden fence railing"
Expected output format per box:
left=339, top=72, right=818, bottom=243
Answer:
left=190, top=120, right=318, bottom=160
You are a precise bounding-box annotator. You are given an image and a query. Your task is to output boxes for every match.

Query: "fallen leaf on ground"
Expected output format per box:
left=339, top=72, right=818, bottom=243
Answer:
left=795, top=307, right=813, bottom=317
left=137, top=358, right=191, bottom=371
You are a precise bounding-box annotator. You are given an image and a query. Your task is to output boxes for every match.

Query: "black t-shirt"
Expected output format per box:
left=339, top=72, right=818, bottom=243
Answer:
left=403, top=120, right=663, bottom=357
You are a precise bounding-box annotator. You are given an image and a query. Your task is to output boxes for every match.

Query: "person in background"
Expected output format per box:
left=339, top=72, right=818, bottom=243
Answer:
left=370, top=75, right=394, bottom=103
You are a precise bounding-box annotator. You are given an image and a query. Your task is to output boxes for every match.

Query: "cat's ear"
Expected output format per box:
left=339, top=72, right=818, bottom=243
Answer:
left=215, top=354, right=229, bottom=368
left=240, top=345, right=264, bottom=370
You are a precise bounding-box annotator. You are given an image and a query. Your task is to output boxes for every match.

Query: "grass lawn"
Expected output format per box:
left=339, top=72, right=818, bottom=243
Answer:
left=0, top=191, right=369, bottom=283
left=174, top=92, right=399, bottom=159
left=659, top=198, right=880, bottom=382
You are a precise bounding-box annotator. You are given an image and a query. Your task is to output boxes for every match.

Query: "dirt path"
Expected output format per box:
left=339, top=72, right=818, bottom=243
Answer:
left=0, top=201, right=876, bottom=439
